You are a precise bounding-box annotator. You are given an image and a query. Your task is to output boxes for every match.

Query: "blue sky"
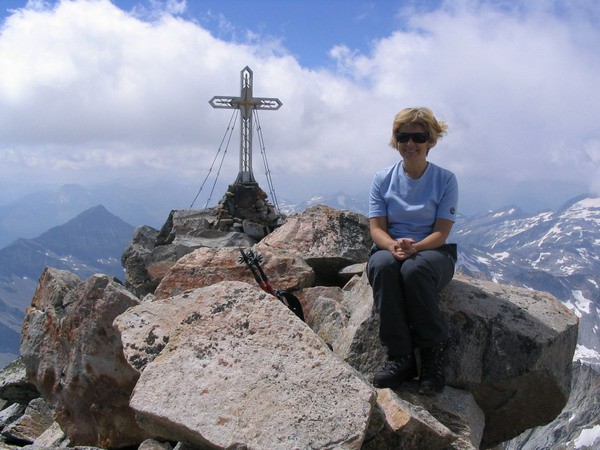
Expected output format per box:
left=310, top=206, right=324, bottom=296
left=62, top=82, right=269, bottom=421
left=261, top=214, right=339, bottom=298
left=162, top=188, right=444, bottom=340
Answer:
left=1, top=0, right=599, bottom=215
left=89, top=0, right=444, bottom=69
left=1, top=0, right=435, bottom=68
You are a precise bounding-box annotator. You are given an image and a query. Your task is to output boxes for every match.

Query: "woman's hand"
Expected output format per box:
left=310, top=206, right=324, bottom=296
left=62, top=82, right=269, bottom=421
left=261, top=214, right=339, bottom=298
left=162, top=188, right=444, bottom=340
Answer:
left=371, top=217, right=419, bottom=261
left=370, top=216, right=455, bottom=261
left=390, top=238, right=417, bottom=261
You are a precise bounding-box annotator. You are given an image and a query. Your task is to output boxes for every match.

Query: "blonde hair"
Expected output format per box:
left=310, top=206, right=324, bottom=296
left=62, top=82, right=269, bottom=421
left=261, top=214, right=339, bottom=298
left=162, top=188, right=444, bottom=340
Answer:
left=389, top=107, right=448, bottom=149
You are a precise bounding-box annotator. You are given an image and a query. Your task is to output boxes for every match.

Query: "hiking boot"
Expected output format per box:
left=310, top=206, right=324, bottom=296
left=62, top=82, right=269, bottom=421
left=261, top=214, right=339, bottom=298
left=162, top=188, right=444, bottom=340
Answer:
left=419, top=343, right=446, bottom=395
left=373, top=354, right=417, bottom=389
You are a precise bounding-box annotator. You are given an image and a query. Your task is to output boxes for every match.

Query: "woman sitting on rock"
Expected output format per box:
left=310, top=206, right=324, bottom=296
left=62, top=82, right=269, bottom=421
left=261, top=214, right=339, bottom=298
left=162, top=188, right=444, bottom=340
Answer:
left=367, top=106, right=458, bottom=394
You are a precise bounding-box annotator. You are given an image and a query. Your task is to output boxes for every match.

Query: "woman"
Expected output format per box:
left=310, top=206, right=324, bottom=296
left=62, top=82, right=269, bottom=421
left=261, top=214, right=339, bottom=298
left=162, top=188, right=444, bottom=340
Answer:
left=367, top=107, right=458, bottom=394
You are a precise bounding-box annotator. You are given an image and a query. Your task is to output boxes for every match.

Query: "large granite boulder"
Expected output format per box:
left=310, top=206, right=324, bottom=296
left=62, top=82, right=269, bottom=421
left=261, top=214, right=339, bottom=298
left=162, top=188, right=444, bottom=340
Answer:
left=112, top=277, right=489, bottom=449
left=153, top=246, right=315, bottom=300
left=260, top=204, right=372, bottom=284
left=442, top=274, right=579, bottom=447
left=120, top=281, right=376, bottom=449
left=19, top=268, right=150, bottom=448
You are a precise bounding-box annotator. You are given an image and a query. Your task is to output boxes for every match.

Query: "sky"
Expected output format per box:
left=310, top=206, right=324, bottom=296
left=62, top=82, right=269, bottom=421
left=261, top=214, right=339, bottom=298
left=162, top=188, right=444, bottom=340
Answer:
left=0, top=0, right=599, bottom=216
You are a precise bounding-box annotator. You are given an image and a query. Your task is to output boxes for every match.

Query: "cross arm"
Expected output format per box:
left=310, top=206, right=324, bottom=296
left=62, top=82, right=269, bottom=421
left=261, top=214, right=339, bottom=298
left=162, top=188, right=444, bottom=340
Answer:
left=209, top=96, right=238, bottom=109
left=209, top=96, right=282, bottom=110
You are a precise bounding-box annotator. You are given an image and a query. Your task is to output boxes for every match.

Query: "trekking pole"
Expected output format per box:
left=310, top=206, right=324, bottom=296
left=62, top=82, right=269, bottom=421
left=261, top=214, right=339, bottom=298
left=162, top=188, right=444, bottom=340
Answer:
left=237, top=248, right=270, bottom=294
left=237, top=248, right=305, bottom=321
left=245, top=249, right=278, bottom=296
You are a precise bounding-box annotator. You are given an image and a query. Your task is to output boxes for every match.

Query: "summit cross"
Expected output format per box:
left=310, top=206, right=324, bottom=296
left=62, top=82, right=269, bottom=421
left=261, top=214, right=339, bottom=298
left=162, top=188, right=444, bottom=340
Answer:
left=209, top=66, right=282, bottom=183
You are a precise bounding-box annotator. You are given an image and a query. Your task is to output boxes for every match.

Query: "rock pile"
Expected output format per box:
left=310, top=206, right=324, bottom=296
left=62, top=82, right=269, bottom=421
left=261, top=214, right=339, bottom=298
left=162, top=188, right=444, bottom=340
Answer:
left=213, top=182, right=284, bottom=238
left=0, top=204, right=579, bottom=449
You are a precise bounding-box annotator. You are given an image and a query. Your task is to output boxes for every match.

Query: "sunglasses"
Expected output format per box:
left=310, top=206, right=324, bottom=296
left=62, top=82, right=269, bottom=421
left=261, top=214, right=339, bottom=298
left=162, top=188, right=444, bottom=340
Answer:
left=396, top=132, right=429, bottom=144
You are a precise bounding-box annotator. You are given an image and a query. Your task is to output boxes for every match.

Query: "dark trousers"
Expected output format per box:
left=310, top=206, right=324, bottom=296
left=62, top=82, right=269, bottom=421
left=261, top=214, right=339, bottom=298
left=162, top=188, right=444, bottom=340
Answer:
left=367, top=245, right=456, bottom=356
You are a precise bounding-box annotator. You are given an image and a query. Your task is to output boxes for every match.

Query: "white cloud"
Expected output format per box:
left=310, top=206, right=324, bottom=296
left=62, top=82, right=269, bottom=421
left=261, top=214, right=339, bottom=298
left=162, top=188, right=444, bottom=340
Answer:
left=0, top=0, right=599, bottom=213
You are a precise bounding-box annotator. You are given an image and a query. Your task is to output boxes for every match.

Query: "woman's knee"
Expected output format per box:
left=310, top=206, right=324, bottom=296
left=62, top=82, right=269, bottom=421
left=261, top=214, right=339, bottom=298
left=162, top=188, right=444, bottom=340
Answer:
left=401, top=251, right=454, bottom=287
left=368, top=250, right=398, bottom=280
left=400, top=255, right=435, bottom=283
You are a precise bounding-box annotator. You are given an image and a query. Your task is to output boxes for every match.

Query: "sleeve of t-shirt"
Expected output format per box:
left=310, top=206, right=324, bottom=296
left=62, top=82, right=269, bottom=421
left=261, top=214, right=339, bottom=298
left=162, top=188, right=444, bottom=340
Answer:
left=436, top=173, right=459, bottom=222
left=369, top=173, right=387, bottom=218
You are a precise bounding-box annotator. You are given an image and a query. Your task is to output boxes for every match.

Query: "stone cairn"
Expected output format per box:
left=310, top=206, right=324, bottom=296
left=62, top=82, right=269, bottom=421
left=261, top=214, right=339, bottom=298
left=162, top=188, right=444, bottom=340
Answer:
left=213, top=181, right=284, bottom=240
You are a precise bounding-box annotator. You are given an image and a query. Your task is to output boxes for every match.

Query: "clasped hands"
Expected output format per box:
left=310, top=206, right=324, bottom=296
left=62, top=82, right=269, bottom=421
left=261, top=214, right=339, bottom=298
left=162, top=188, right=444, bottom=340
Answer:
left=388, top=238, right=417, bottom=261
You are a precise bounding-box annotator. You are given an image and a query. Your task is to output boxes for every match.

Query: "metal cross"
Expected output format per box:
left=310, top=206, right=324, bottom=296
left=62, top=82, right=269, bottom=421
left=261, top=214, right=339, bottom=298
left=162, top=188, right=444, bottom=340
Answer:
left=209, top=66, right=282, bottom=183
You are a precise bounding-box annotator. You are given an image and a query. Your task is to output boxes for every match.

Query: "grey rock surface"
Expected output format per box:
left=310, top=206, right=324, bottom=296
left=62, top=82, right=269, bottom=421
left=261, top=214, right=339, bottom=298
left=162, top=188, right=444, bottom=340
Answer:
left=128, top=281, right=376, bottom=449
left=2, top=398, right=53, bottom=444
left=260, top=204, right=372, bottom=284
left=19, top=268, right=150, bottom=448
left=0, top=358, right=39, bottom=405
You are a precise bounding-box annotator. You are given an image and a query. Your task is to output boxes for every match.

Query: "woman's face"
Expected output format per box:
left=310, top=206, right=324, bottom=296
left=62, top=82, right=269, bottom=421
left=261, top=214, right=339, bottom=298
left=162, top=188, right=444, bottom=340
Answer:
left=396, top=123, right=432, bottom=164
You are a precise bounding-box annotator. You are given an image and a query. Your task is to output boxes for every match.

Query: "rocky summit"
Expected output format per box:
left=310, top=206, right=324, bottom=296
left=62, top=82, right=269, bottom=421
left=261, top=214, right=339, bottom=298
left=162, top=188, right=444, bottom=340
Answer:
left=0, top=204, right=579, bottom=449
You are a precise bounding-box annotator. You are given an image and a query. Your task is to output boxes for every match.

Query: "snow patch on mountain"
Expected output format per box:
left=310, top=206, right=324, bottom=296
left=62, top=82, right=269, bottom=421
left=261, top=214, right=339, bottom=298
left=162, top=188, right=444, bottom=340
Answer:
left=573, top=290, right=592, bottom=315
left=570, top=424, right=600, bottom=449
left=574, top=344, right=600, bottom=363
left=491, top=251, right=510, bottom=261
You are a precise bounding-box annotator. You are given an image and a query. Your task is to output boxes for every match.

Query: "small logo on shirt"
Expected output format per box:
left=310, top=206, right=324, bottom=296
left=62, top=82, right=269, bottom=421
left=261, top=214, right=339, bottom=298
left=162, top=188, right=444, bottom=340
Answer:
left=450, top=207, right=456, bottom=215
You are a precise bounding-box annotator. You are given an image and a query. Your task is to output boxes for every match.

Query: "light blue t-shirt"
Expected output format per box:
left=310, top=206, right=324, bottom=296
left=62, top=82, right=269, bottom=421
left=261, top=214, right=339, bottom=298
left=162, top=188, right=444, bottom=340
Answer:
left=369, top=161, right=458, bottom=241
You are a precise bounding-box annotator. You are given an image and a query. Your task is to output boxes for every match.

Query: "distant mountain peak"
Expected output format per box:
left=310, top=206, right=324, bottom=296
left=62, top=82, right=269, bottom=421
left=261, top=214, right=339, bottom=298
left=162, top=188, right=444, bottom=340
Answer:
left=489, top=205, right=523, bottom=218
left=556, top=193, right=599, bottom=213
left=73, top=204, right=110, bottom=218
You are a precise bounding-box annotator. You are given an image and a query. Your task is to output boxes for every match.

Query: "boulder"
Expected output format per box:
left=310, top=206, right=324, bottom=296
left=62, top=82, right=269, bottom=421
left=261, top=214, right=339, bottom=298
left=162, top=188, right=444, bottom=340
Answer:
left=0, top=357, right=39, bottom=405
left=442, top=273, right=579, bottom=447
left=0, top=402, right=27, bottom=430
left=399, top=387, right=485, bottom=449
left=1, top=398, right=53, bottom=444
left=122, top=214, right=257, bottom=298
left=157, top=208, right=256, bottom=251
left=126, top=281, right=376, bottom=449
left=260, top=204, right=372, bottom=284
left=120, top=225, right=160, bottom=296
left=153, top=246, right=315, bottom=300
left=308, top=272, right=386, bottom=376
left=339, top=262, right=368, bottom=284
left=155, top=209, right=217, bottom=245
left=297, top=285, right=347, bottom=325
left=19, top=268, right=150, bottom=448
left=307, top=271, right=578, bottom=446
left=362, top=388, right=458, bottom=449
left=33, top=422, right=68, bottom=448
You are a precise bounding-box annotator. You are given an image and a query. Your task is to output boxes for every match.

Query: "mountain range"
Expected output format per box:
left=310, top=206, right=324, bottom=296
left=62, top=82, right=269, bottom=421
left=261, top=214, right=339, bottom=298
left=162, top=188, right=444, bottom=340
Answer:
left=452, top=194, right=600, bottom=369
left=0, top=205, right=134, bottom=367
left=0, top=182, right=198, bottom=248
left=446, top=194, right=600, bottom=447
left=0, top=183, right=370, bottom=249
